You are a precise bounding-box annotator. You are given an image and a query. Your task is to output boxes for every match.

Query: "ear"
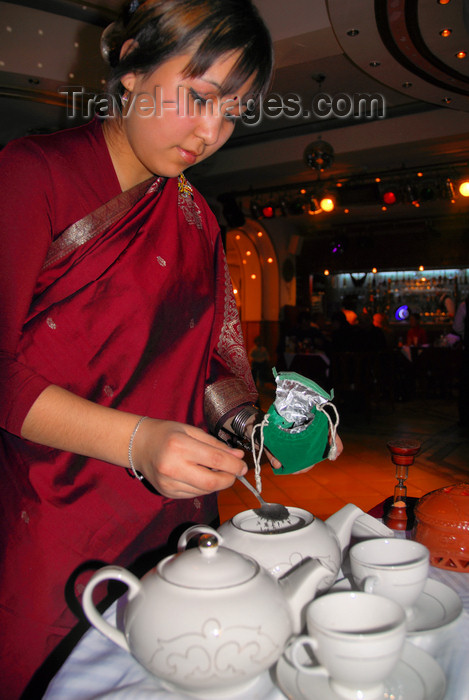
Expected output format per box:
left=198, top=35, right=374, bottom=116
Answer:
left=121, top=72, right=137, bottom=93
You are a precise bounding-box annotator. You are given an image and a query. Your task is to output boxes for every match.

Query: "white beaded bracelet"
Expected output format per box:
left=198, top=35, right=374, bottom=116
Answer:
left=128, top=415, right=148, bottom=480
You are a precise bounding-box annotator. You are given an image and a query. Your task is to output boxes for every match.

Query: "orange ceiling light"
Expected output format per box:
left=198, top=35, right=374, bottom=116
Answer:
left=459, top=180, right=469, bottom=197
left=319, top=196, right=335, bottom=212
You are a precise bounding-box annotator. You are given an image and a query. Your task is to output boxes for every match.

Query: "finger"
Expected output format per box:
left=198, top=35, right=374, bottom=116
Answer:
left=270, top=456, right=283, bottom=469
left=156, top=460, right=239, bottom=498
left=263, top=447, right=282, bottom=469
left=192, top=438, right=248, bottom=476
left=184, top=424, right=245, bottom=459
left=156, top=431, right=247, bottom=482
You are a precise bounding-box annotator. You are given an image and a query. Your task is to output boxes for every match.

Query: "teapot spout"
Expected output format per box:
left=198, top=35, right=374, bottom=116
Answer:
left=325, top=503, right=364, bottom=555
left=279, top=557, right=331, bottom=634
left=325, top=503, right=395, bottom=556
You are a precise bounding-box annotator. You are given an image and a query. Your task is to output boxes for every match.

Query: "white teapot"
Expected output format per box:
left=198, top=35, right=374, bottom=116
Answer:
left=82, top=530, right=331, bottom=698
left=186, top=503, right=394, bottom=591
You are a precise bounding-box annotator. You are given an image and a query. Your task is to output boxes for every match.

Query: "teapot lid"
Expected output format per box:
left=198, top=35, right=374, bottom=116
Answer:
left=159, top=533, right=258, bottom=589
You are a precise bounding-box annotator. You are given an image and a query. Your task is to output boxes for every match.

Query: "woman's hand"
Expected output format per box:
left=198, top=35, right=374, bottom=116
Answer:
left=132, top=418, right=248, bottom=499
left=290, top=431, right=344, bottom=475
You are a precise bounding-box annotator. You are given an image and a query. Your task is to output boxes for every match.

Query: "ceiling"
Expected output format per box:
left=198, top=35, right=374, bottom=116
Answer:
left=1, top=0, right=469, bottom=230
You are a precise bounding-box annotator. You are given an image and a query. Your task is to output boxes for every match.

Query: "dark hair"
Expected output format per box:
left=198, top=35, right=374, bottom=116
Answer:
left=103, top=0, right=273, bottom=107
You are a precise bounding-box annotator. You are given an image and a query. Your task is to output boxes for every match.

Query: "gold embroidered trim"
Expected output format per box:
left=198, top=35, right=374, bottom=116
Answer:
left=177, top=174, right=203, bottom=229
left=204, top=377, right=256, bottom=433
left=218, top=257, right=257, bottom=395
left=42, top=176, right=162, bottom=270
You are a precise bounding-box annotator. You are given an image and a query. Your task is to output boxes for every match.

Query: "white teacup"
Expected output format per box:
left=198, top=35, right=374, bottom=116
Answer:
left=290, top=591, right=407, bottom=700
left=350, top=537, right=429, bottom=615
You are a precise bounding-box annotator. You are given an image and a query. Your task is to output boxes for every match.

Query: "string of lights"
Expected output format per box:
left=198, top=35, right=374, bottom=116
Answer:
left=232, top=161, right=469, bottom=220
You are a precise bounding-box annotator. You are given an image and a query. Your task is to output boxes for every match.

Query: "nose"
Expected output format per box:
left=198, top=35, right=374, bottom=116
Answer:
left=193, top=110, right=225, bottom=147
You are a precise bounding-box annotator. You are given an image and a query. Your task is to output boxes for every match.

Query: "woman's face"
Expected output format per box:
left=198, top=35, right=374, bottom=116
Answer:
left=117, top=50, right=254, bottom=181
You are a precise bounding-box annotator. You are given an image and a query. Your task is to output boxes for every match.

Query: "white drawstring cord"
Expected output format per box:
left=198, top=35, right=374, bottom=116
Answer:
left=251, top=414, right=269, bottom=493
left=317, top=401, right=340, bottom=460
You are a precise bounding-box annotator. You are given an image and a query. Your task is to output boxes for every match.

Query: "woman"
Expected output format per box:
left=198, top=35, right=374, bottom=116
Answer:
left=1, top=1, right=343, bottom=696
left=0, top=1, right=275, bottom=696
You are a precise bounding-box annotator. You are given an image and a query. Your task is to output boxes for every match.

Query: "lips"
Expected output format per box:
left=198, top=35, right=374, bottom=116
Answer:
left=177, top=147, right=202, bottom=165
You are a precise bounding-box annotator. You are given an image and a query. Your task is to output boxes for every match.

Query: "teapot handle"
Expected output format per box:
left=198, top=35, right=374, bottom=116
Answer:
left=82, top=565, right=141, bottom=652
left=177, top=524, right=223, bottom=551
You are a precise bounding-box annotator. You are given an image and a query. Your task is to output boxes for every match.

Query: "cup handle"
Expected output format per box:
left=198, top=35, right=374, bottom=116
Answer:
left=363, top=575, right=380, bottom=594
left=82, top=565, right=141, bottom=651
left=290, top=635, right=329, bottom=677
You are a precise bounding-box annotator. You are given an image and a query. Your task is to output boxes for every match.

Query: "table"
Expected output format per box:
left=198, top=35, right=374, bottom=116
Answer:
left=43, top=564, right=469, bottom=700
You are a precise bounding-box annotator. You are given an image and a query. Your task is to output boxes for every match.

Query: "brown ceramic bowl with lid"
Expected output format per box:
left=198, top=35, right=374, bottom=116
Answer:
left=413, top=482, right=469, bottom=571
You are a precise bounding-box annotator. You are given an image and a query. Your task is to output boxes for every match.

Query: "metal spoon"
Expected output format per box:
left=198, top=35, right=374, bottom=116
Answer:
left=237, top=475, right=291, bottom=524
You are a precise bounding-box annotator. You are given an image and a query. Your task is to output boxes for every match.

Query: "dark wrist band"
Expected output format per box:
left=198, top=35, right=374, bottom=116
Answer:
left=214, top=404, right=263, bottom=449
left=231, top=405, right=259, bottom=438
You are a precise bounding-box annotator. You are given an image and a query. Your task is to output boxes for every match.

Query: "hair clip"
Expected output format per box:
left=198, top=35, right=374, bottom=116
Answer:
left=129, top=0, right=140, bottom=13
left=100, top=22, right=115, bottom=62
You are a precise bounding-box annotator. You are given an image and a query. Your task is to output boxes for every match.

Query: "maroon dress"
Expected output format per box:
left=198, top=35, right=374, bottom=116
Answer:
left=0, top=120, right=256, bottom=698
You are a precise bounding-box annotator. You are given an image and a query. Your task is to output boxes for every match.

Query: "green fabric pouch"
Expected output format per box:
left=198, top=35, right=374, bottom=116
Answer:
left=261, top=369, right=338, bottom=475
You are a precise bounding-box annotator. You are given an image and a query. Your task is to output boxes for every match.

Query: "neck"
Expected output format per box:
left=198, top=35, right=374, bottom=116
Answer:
left=102, top=118, right=153, bottom=192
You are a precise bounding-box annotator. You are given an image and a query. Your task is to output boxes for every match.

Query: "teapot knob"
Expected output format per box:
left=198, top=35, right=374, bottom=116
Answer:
left=198, top=533, right=219, bottom=557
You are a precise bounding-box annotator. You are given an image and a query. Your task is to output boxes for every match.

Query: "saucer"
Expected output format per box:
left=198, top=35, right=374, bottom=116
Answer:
left=405, top=577, right=463, bottom=633
left=275, top=641, right=446, bottom=700
left=330, top=576, right=463, bottom=652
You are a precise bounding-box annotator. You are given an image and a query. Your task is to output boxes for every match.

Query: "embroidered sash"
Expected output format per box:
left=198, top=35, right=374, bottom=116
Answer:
left=42, top=176, right=160, bottom=270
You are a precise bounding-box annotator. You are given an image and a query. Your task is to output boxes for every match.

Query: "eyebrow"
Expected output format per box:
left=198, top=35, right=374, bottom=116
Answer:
left=198, top=76, right=223, bottom=91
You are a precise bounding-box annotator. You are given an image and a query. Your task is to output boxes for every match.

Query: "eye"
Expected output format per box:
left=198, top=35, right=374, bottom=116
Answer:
left=186, top=88, right=239, bottom=123
left=189, top=88, right=208, bottom=107
left=222, top=96, right=242, bottom=121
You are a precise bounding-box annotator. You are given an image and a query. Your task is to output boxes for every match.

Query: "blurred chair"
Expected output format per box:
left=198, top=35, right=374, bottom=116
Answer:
left=330, top=351, right=396, bottom=416
left=289, top=353, right=330, bottom=390
left=415, top=347, right=463, bottom=399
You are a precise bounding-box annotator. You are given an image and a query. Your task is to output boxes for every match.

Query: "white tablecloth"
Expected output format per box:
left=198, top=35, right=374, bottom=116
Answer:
left=43, top=565, right=469, bottom=700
